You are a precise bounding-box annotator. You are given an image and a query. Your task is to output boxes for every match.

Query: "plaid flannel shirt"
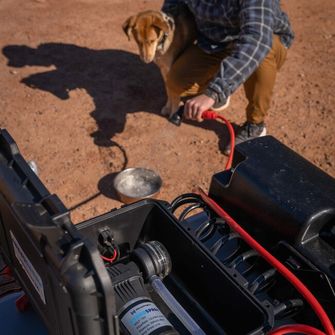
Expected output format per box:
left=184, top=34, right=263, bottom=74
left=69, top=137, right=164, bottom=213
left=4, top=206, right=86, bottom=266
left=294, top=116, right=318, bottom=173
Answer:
left=162, top=0, right=294, bottom=104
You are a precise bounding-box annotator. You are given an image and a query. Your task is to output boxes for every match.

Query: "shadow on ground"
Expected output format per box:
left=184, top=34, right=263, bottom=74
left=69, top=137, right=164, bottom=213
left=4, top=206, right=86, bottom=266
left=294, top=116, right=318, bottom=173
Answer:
left=3, top=42, right=232, bottom=150
left=3, top=43, right=166, bottom=144
left=3, top=43, right=233, bottom=203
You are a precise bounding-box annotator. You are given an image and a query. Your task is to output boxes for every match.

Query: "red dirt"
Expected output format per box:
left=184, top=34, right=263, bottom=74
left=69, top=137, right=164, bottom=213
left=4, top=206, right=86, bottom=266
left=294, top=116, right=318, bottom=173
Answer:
left=0, top=0, right=334, bottom=223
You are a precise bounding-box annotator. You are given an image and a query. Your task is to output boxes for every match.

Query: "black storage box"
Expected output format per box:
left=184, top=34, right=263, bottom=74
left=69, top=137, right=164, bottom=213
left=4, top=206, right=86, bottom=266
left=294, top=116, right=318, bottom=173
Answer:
left=0, top=129, right=274, bottom=335
left=209, top=136, right=335, bottom=323
left=209, top=136, right=335, bottom=284
left=2, top=129, right=334, bottom=334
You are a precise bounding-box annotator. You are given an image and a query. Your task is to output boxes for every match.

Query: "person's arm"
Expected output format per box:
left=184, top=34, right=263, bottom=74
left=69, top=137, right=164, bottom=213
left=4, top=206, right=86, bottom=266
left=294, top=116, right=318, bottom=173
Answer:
left=185, top=0, right=275, bottom=121
left=205, top=0, right=274, bottom=105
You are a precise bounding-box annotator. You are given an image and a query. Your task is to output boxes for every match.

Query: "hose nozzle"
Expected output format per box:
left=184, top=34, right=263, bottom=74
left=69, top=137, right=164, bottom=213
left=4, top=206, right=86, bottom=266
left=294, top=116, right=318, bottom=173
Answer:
left=169, top=107, right=218, bottom=126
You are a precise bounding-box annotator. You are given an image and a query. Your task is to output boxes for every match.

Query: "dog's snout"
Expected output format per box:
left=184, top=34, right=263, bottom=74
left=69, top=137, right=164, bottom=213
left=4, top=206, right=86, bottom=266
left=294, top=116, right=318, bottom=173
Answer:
left=139, top=45, right=156, bottom=63
left=142, top=55, right=154, bottom=64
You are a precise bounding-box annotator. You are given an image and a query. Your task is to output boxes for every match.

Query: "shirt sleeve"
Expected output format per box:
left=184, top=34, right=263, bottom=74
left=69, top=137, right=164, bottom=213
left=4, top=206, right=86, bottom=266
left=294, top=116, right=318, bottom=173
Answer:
left=207, top=0, right=274, bottom=103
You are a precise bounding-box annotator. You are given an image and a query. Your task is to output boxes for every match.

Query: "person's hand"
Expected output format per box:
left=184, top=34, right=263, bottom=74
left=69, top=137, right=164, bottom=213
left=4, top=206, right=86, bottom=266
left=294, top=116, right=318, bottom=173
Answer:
left=184, top=94, right=215, bottom=122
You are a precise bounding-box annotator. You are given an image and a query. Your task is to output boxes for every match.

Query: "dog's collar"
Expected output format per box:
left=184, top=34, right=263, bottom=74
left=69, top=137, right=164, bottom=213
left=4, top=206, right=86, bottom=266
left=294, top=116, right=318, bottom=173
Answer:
left=157, top=32, right=169, bottom=51
left=157, top=11, right=175, bottom=52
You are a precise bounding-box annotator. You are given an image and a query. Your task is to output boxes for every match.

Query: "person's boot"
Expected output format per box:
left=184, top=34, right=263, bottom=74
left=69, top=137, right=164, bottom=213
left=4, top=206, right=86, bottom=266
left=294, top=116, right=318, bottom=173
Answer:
left=224, top=121, right=267, bottom=155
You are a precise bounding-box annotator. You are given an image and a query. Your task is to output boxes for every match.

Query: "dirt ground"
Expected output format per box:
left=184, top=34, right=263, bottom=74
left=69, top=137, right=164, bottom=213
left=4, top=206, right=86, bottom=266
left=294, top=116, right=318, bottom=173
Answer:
left=0, top=0, right=334, bottom=224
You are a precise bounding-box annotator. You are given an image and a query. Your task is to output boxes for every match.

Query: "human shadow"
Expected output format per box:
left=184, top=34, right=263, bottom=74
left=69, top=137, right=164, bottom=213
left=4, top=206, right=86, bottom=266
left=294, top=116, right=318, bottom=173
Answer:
left=3, top=43, right=235, bottom=206
left=2, top=42, right=233, bottom=156
left=2, top=43, right=167, bottom=145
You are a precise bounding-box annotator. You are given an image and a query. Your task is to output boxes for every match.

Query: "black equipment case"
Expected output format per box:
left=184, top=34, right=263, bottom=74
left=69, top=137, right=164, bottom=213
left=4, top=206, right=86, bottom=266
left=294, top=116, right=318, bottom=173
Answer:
left=1, top=128, right=334, bottom=334
left=0, top=129, right=274, bottom=335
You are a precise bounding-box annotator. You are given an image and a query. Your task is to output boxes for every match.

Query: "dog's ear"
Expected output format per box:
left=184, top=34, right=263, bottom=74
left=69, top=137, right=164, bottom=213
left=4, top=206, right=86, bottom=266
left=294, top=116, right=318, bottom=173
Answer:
left=122, top=15, right=137, bottom=41
left=152, top=15, right=170, bottom=34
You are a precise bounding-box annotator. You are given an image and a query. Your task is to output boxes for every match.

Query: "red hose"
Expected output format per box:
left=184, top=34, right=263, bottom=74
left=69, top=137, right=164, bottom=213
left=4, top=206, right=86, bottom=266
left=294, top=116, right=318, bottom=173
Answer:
left=193, top=109, right=332, bottom=334
left=196, top=188, right=335, bottom=335
left=268, top=324, right=327, bottom=335
left=201, top=110, right=235, bottom=170
left=100, top=248, right=118, bottom=263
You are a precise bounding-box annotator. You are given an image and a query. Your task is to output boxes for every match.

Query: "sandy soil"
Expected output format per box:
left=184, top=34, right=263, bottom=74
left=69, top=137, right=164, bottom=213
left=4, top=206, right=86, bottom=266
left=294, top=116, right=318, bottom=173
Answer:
left=0, top=0, right=334, bottom=223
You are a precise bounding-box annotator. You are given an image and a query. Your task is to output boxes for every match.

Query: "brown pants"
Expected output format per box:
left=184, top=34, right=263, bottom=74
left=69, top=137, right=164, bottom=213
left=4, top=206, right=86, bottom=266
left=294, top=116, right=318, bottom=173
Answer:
left=166, top=35, right=287, bottom=124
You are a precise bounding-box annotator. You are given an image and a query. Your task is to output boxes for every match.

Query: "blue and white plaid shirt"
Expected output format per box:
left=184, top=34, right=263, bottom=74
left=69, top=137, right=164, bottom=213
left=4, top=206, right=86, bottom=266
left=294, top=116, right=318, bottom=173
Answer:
left=162, top=0, right=294, bottom=103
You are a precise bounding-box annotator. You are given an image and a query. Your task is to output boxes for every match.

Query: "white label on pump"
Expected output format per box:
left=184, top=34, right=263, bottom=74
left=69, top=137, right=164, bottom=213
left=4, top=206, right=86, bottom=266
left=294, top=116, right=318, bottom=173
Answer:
left=121, top=299, right=173, bottom=335
left=10, top=230, right=46, bottom=304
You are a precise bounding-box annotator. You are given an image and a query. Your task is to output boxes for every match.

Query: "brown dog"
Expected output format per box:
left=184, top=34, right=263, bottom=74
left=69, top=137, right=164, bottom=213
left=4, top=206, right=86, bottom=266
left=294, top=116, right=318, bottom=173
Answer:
left=123, top=7, right=196, bottom=116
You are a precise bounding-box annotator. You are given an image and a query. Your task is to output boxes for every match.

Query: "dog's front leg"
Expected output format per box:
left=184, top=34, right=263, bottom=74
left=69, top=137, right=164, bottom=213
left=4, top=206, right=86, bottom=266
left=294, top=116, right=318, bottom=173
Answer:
left=159, top=69, right=170, bottom=115
left=161, top=99, right=172, bottom=116
left=158, top=65, right=181, bottom=116
left=168, top=91, right=182, bottom=117
left=161, top=85, right=181, bottom=117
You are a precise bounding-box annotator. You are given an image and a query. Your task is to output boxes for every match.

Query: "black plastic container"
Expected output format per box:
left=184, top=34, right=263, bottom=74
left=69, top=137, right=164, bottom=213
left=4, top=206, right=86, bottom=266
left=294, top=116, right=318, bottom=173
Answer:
left=0, top=128, right=274, bottom=334
left=209, top=136, right=335, bottom=283
left=77, top=202, right=273, bottom=335
left=3, top=129, right=334, bottom=334
left=209, top=135, right=335, bottom=323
